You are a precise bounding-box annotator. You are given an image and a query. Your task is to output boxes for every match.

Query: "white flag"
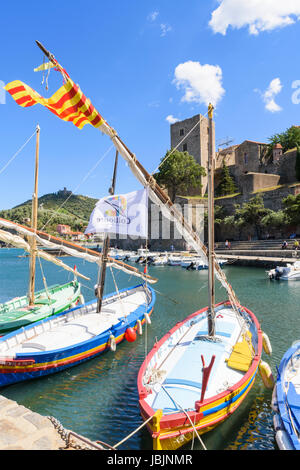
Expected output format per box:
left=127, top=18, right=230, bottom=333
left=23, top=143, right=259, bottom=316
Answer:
left=85, top=189, right=148, bottom=237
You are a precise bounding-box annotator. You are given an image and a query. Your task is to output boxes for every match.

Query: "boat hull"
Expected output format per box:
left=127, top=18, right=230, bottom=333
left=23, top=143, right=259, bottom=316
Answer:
left=138, top=301, right=262, bottom=450
left=0, top=284, right=155, bottom=387
left=273, top=341, right=300, bottom=450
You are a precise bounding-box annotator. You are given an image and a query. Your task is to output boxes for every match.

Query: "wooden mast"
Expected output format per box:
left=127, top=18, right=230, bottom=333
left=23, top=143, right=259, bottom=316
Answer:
left=28, top=125, right=40, bottom=305
left=96, top=150, right=119, bottom=313
left=207, top=104, right=215, bottom=336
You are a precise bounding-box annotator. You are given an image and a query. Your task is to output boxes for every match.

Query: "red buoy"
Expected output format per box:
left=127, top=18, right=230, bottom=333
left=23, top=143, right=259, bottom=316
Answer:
left=125, top=327, right=136, bottom=342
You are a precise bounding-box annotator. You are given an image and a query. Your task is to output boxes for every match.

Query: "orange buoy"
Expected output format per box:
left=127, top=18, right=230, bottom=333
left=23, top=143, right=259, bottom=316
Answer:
left=125, top=327, right=136, bottom=342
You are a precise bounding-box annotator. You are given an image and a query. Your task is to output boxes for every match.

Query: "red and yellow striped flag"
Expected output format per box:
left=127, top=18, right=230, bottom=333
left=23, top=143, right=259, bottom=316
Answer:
left=4, top=79, right=105, bottom=130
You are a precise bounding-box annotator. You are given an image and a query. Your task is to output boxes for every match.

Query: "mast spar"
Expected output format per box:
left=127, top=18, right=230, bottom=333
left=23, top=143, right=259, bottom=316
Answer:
left=97, top=150, right=119, bottom=313
left=28, top=124, right=40, bottom=305
left=207, top=104, right=215, bottom=336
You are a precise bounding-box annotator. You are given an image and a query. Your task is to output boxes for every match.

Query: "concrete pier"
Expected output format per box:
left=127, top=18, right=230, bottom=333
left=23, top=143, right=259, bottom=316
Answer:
left=0, top=395, right=65, bottom=450
left=0, top=395, right=108, bottom=450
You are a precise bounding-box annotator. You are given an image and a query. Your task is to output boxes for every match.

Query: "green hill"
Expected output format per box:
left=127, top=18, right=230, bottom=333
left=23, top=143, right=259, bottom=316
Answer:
left=0, top=190, right=98, bottom=234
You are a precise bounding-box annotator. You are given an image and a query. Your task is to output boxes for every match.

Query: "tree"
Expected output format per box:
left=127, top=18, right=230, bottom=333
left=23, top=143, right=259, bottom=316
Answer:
left=268, top=125, right=300, bottom=154
left=234, top=195, right=270, bottom=239
left=154, top=149, right=206, bottom=202
left=295, top=145, right=300, bottom=182
left=216, top=161, right=237, bottom=196
left=283, top=193, right=300, bottom=226
left=261, top=210, right=288, bottom=234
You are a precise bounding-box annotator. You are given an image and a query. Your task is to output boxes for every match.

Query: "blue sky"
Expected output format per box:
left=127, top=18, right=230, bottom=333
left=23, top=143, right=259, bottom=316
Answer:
left=1, top=0, right=300, bottom=210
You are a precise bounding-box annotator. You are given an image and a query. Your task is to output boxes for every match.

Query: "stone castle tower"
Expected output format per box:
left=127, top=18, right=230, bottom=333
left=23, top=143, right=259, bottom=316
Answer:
left=170, top=113, right=214, bottom=196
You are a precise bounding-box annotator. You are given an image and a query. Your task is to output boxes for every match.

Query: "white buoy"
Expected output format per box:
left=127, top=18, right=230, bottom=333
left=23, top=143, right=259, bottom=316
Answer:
left=109, top=335, right=116, bottom=352
left=137, top=320, right=142, bottom=335
left=144, top=312, right=151, bottom=324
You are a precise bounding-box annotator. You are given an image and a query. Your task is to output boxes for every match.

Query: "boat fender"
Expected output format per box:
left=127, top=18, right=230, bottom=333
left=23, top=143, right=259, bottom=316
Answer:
left=144, top=312, right=151, bottom=325
left=109, top=334, right=116, bottom=352
left=78, top=294, right=85, bottom=305
left=125, top=327, right=137, bottom=342
left=259, top=360, right=275, bottom=389
left=273, top=413, right=283, bottom=432
left=262, top=332, right=272, bottom=355
left=275, top=429, right=294, bottom=451
left=271, top=384, right=278, bottom=412
left=137, top=320, right=142, bottom=335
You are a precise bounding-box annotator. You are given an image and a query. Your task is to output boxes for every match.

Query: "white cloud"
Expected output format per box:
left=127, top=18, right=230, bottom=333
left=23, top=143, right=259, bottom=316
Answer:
left=209, top=0, right=300, bottom=35
left=160, top=23, right=172, bottom=37
left=166, top=115, right=179, bottom=124
left=148, top=11, right=159, bottom=22
left=257, top=78, right=283, bottom=112
left=173, top=60, right=225, bottom=107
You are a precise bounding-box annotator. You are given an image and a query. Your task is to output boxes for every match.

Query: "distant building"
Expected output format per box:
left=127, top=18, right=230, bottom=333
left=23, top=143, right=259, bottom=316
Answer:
left=57, top=224, right=71, bottom=235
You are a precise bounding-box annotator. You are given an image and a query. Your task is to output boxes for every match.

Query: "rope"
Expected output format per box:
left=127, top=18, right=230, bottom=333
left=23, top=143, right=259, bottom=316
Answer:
left=41, top=143, right=114, bottom=231
left=160, top=384, right=207, bottom=450
left=112, top=414, right=154, bottom=449
left=0, top=128, right=37, bottom=177
left=37, top=254, right=51, bottom=301
left=109, top=265, right=125, bottom=317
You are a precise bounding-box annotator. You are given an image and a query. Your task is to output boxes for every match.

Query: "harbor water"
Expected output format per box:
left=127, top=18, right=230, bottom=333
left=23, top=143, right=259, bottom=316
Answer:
left=0, top=248, right=299, bottom=450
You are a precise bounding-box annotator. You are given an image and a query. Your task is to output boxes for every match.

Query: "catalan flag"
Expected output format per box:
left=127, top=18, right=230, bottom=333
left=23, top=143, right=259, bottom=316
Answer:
left=4, top=79, right=105, bottom=130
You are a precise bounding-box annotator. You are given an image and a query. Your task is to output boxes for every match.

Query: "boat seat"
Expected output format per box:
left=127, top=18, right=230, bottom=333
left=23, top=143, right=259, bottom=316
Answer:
left=34, top=298, right=56, bottom=305
left=22, top=342, right=46, bottom=351
left=164, top=378, right=202, bottom=390
left=226, top=332, right=253, bottom=372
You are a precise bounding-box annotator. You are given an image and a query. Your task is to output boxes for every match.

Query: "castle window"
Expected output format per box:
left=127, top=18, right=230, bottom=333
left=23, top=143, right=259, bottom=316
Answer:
left=179, top=128, right=184, bottom=136
left=244, top=153, right=248, bottom=164
left=183, top=143, right=187, bottom=152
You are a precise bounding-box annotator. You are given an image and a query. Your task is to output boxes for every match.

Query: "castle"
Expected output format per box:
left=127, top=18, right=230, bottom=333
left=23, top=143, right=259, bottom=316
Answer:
left=170, top=114, right=299, bottom=198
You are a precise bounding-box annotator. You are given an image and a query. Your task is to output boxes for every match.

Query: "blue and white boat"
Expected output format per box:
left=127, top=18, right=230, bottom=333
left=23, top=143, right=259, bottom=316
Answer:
left=0, top=284, right=155, bottom=387
left=272, top=340, right=300, bottom=450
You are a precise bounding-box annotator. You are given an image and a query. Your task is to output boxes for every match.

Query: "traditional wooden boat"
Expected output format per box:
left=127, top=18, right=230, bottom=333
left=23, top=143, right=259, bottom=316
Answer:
left=0, top=127, right=84, bottom=335
left=0, top=283, right=155, bottom=387
left=272, top=340, right=300, bottom=450
left=137, top=105, right=271, bottom=450
left=137, top=301, right=263, bottom=450
left=0, top=280, right=81, bottom=336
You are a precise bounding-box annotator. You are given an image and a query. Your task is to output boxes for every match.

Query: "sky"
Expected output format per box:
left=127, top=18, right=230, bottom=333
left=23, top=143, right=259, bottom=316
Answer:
left=1, top=0, right=300, bottom=210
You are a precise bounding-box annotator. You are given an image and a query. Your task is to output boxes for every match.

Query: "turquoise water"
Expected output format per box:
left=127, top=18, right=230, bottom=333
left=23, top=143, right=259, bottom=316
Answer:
left=0, top=248, right=299, bottom=450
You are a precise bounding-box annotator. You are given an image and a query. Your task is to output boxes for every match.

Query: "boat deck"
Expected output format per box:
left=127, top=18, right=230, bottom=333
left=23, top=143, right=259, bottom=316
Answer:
left=145, top=306, right=248, bottom=413
left=0, top=289, right=147, bottom=355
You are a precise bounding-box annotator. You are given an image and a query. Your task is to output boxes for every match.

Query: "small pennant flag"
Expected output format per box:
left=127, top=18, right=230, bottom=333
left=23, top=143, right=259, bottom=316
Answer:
left=34, top=62, right=56, bottom=72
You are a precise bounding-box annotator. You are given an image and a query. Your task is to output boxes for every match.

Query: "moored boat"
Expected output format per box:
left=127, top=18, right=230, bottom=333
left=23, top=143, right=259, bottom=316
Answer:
left=0, top=280, right=82, bottom=336
left=267, top=261, right=300, bottom=281
left=138, top=301, right=263, bottom=450
left=272, top=340, right=300, bottom=450
left=0, top=283, right=155, bottom=387
left=137, top=104, right=271, bottom=450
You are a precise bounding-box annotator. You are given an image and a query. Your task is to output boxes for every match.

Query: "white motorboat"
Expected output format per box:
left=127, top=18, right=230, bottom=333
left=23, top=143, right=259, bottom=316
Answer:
left=181, top=257, right=203, bottom=269
left=167, top=255, right=183, bottom=266
left=267, top=261, right=300, bottom=281
left=151, top=253, right=169, bottom=266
